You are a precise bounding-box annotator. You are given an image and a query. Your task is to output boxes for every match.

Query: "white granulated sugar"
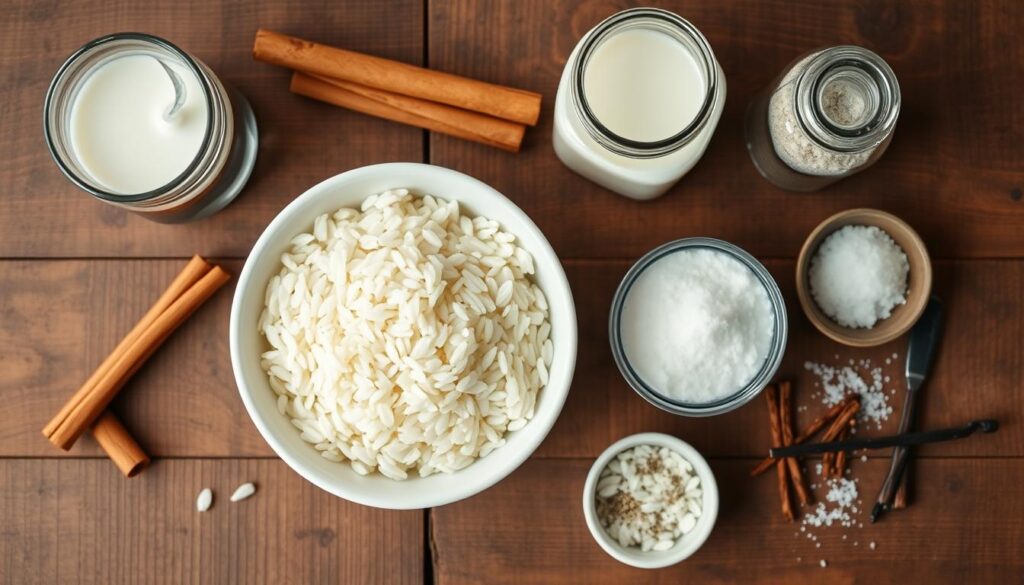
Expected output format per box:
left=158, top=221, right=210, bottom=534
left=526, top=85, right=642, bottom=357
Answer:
left=804, top=359, right=894, bottom=428
left=595, top=444, right=703, bottom=552
left=768, top=52, right=873, bottom=177
left=259, top=190, right=551, bottom=480
left=620, top=249, right=775, bottom=403
left=809, top=225, right=909, bottom=329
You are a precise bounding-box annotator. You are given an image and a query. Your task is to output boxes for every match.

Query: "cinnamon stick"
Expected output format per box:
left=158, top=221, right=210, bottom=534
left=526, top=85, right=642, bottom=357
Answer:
left=43, top=256, right=211, bottom=439
left=822, top=448, right=834, bottom=476
left=46, top=265, right=231, bottom=450
left=833, top=425, right=851, bottom=478
left=821, top=399, right=861, bottom=442
left=91, top=411, right=150, bottom=477
left=291, top=72, right=525, bottom=152
left=764, top=386, right=794, bottom=521
left=750, top=396, right=855, bottom=477
left=254, top=29, right=542, bottom=126
left=779, top=381, right=812, bottom=506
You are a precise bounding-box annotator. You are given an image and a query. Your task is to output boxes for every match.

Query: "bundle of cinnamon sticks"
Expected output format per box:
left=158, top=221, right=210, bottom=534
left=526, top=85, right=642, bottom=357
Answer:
left=42, top=256, right=230, bottom=477
left=253, top=29, right=542, bottom=152
left=754, top=381, right=860, bottom=520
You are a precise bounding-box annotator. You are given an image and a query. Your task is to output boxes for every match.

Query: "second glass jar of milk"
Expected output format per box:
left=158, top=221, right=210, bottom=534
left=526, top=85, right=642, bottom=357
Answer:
left=553, top=8, right=726, bottom=200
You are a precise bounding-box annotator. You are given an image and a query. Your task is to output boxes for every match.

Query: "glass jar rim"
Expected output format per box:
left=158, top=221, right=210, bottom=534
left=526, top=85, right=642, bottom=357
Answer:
left=43, top=32, right=217, bottom=203
left=794, top=45, right=901, bottom=154
left=608, top=238, right=789, bottom=417
left=570, top=8, right=720, bottom=159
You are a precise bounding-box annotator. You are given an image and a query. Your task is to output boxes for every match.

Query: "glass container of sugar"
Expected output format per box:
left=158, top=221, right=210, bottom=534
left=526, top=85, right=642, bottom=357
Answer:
left=44, top=33, right=258, bottom=222
left=745, top=45, right=900, bottom=192
left=609, top=238, right=788, bottom=417
left=553, top=8, right=726, bottom=200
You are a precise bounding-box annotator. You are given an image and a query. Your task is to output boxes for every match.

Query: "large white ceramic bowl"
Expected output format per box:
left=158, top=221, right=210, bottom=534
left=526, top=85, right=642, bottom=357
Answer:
left=230, top=163, right=577, bottom=509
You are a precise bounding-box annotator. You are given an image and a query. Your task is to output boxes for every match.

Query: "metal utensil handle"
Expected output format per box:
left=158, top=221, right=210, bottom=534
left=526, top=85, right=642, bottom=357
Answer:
left=878, top=388, right=918, bottom=507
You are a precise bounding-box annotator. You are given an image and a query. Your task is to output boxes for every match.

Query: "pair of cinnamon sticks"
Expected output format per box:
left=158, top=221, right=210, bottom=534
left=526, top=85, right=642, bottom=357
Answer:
left=754, top=381, right=860, bottom=520
left=252, top=29, right=542, bottom=152
left=42, top=256, right=230, bottom=477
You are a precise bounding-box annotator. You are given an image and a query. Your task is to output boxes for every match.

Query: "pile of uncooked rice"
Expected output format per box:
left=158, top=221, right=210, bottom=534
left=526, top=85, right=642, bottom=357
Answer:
left=258, top=189, right=552, bottom=480
left=595, top=445, right=703, bottom=551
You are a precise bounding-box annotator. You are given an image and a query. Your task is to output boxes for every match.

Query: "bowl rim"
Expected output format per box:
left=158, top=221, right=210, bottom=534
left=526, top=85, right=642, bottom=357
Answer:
left=582, top=432, right=719, bottom=569
left=796, top=208, right=932, bottom=347
left=229, top=162, right=578, bottom=509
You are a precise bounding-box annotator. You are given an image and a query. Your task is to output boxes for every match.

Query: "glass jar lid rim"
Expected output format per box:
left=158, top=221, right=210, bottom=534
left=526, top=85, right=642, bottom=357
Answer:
left=794, top=45, right=901, bottom=154
left=570, top=7, right=721, bottom=159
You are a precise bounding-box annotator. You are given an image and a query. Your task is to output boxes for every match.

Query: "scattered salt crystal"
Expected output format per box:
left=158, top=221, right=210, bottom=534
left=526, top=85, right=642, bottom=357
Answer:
left=804, top=359, right=893, bottom=426
left=808, top=225, right=909, bottom=328
left=860, top=455, right=868, bottom=462
left=816, top=542, right=821, bottom=548
left=802, top=478, right=858, bottom=529
left=820, top=559, right=828, bottom=568
left=869, top=541, right=876, bottom=550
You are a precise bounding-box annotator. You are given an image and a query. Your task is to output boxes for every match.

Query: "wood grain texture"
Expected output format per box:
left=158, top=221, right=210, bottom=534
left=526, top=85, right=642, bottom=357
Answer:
left=429, top=0, right=1024, bottom=259
left=0, top=0, right=424, bottom=258
left=4, top=259, right=1017, bottom=458
left=433, top=458, right=1024, bottom=584
left=0, top=459, right=423, bottom=585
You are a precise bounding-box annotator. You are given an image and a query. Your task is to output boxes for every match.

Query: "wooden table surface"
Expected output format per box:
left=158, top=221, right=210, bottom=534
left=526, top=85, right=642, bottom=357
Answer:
left=2, top=0, right=1021, bottom=583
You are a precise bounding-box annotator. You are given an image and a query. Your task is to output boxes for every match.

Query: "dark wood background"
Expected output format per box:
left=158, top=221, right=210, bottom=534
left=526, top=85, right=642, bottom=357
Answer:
left=1, top=0, right=1021, bottom=583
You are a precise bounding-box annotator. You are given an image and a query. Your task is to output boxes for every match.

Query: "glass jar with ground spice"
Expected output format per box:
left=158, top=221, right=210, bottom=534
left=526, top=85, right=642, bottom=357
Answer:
left=744, top=46, right=900, bottom=192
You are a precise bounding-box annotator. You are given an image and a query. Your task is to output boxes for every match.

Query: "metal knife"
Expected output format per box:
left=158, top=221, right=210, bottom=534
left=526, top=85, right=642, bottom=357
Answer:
left=870, top=296, right=944, bottom=523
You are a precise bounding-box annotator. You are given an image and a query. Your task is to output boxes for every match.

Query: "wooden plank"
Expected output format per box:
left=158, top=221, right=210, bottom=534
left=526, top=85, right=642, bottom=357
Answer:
left=433, top=458, right=1024, bottom=584
left=429, top=0, right=1024, bottom=259
left=0, top=0, right=424, bottom=258
left=0, top=459, right=423, bottom=585
left=1, top=258, right=1019, bottom=458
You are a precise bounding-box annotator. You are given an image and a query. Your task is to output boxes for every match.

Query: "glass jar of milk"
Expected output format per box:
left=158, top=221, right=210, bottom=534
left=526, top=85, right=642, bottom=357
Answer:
left=553, top=8, right=726, bottom=200
left=44, top=33, right=258, bottom=222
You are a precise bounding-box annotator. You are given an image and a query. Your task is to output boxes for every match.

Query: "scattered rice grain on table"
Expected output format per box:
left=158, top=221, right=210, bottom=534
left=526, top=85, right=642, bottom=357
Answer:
left=230, top=482, right=256, bottom=502
left=259, top=190, right=552, bottom=480
left=196, top=488, right=213, bottom=512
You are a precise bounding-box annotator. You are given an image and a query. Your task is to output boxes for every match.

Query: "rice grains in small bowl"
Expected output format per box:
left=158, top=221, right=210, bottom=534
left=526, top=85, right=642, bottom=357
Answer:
left=583, top=433, right=718, bottom=568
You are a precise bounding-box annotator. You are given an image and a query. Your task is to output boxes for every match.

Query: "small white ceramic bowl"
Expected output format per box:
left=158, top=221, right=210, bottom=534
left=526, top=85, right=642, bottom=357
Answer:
left=230, top=163, right=577, bottom=510
left=583, top=433, right=718, bottom=568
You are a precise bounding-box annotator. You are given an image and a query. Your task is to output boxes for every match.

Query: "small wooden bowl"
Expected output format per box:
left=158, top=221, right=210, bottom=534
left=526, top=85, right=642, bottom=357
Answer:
left=796, top=209, right=932, bottom=347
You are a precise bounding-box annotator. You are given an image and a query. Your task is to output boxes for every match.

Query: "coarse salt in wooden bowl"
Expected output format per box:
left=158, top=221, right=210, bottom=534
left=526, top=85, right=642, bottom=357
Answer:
left=796, top=208, right=932, bottom=347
